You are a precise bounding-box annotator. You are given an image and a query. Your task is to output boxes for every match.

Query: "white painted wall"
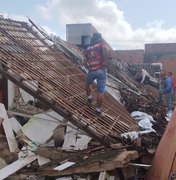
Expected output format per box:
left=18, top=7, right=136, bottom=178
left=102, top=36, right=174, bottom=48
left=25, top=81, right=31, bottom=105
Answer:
left=7, top=80, right=36, bottom=109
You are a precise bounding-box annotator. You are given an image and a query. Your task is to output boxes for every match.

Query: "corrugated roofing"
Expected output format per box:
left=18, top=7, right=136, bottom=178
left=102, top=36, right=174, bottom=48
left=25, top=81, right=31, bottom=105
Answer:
left=0, top=17, right=139, bottom=146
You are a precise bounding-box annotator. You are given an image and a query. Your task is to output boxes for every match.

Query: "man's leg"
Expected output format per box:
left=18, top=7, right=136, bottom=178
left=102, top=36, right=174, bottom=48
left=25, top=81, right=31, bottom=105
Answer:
left=96, top=93, right=104, bottom=109
left=85, top=83, right=91, bottom=97
left=166, top=92, right=172, bottom=111
left=85, top=71, right=95, bottom=106
left=95, top=69, right=106, bottom=115
left=85, top=83, right=93, bottom=105
left=95, top=93, right=104, bottom=116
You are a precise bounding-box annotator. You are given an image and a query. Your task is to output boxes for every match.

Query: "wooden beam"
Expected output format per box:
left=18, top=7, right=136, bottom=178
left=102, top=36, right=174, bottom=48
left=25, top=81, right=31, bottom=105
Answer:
left=147, top=107, right=176, bottom=179
left=0, top=155, right=37, bottom=179
left=7, top=110, right=32, bottom=118
left=39, top=150, right=138, bottom=177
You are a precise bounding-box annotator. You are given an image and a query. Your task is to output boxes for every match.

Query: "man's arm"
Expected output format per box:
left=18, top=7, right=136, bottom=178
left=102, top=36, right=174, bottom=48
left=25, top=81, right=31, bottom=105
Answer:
left=141, top=72, right=146, bottom=83
left=101, top=43, right=109, bottom=68
left=163, top=78, right=172, bottom=93
left=83, top=51, right=89, bottom=69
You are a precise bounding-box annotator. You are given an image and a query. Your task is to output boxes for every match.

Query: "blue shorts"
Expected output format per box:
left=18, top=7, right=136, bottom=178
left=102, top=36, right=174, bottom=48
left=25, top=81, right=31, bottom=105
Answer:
left=85, top=69, right=106, bottom=93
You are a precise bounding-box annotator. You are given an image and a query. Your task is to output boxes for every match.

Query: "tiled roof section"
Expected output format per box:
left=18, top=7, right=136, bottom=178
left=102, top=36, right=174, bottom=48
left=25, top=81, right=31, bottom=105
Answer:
left=111, top=50, right=144, bottom=64
left=0, top=17, right=139, bottom=146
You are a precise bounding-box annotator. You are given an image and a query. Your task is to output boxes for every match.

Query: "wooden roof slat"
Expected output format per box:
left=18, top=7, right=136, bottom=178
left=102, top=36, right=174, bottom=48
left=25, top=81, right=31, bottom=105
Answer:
left=0, top=18, right=139, bottom=146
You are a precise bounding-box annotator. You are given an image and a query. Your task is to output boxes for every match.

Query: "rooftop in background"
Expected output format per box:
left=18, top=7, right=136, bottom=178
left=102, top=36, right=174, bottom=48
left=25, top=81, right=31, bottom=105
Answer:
left=111, top=49, right=144, bottom=64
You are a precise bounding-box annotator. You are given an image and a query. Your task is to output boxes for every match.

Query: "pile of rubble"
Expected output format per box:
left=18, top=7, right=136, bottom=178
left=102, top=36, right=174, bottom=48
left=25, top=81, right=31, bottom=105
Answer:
left=0, top=17, right=171, bottom=179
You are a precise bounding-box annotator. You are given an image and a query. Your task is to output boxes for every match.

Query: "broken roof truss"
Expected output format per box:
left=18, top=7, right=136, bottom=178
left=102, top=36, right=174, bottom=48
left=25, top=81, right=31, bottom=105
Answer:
left=0, top=17, right=139, bottom=146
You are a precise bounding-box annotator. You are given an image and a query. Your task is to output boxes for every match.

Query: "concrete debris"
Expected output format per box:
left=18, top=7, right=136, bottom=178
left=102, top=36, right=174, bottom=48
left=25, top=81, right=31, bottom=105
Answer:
left=21, top=111, right=63, bottom=145
left=62, top=123, right=92, bottom=151
left=9, top=117, right=22, bottom=134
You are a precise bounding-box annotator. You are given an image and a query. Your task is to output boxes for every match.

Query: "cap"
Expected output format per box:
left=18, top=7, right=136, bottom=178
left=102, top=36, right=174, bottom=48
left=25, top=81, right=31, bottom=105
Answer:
left=92, top=32, right=102, bottom=39
left=91, top=33, right=102, bottom=44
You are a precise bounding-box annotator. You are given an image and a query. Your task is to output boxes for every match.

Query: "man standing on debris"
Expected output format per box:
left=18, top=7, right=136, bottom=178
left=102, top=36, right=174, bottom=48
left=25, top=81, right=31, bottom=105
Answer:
left=158, top=70, right=173, bottom=112
left=84, top=32, right=108, bottom=116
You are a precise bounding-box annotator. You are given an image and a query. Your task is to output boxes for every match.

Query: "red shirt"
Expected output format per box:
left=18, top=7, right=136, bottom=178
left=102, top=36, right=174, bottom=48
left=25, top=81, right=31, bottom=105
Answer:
left=172, top=77, right=176, bottom=91
left=84, top=42, right=104, bottom=71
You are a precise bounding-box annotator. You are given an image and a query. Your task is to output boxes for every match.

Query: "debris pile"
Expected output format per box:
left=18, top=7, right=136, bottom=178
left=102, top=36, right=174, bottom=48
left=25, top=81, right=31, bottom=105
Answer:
left=0, top=17, right=172, bottom=179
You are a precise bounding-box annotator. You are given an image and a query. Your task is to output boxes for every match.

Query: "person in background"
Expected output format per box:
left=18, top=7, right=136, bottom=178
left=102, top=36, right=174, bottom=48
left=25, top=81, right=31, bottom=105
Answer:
left=168, top=72, right=176, bottom=102
left=84, top=32, right=108, bottom=116
left=158, top=71, right=173, bottom=112
left=139, top=68, right=151, bottom=84
left=135, top=68, right=151, bottom=85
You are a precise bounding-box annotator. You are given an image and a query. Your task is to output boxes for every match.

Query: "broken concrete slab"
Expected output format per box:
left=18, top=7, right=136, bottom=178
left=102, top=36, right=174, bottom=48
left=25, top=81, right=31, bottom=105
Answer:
left=9, top=117, right=22, bottom=134
left=21, top=111, right=63, bottom=145
left=62, top=124, right=91, bottom=150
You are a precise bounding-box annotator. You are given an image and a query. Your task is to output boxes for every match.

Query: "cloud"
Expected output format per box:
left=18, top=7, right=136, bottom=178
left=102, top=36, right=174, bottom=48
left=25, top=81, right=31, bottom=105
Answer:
left=36, top=0, right=176, bottom=50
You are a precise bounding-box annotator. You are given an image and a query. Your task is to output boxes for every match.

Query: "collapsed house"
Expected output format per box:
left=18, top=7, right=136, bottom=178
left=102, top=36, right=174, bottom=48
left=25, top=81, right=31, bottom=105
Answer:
left=0, top=17, right=172, bottom=179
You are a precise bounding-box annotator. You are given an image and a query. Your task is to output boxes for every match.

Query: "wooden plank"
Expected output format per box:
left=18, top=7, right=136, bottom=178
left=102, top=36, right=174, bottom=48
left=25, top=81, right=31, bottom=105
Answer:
left=39, top=150, right=138, bottom=176
left=0, top=154, right=37, bottom=179
left=8, top=110, right=32, bottom=118
left=0, top=103, right=18, bottom=152
left=147, top=107, right=176, bottom=180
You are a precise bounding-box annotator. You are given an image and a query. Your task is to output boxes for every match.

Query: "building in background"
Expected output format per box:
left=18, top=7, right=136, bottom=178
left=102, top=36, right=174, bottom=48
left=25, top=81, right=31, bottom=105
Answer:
left=144, top=43, right=176, bottom=75
left=66, top=23, right=97, bottom=49
left=66, top=23, right=176, bottom=76
left=111, top=50, right=144, bottom=64
left=66, top=23, right=112, bottom=51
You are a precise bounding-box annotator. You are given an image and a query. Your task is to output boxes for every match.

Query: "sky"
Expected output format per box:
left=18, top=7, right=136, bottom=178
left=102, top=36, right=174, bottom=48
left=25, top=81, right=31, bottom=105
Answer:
left=1, top=0, right=176, bottom=50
